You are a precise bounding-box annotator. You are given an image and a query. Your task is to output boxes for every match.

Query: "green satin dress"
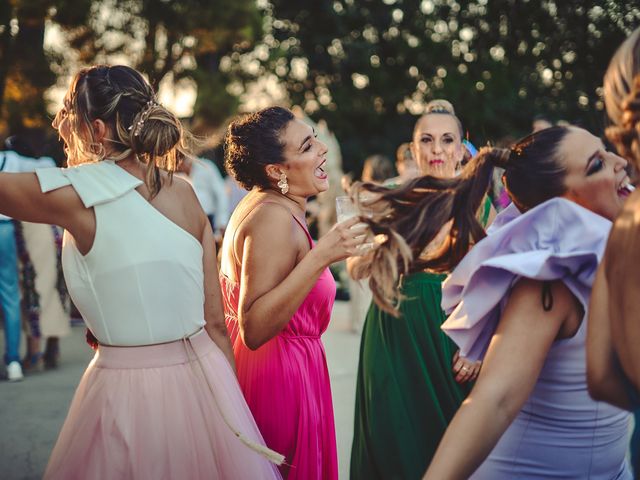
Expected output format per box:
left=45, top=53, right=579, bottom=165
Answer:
left=350, top=198, right=492, bottom=480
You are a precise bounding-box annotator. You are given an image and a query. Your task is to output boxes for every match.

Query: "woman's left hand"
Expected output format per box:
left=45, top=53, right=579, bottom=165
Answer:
left=452, top=350, right=481, bottom=383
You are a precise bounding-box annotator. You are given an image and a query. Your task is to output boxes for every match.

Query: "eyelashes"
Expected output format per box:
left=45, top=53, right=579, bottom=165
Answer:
left=302, top=133, right=318, bottom=153
left=586, top=156, right=604, bottom=176
left=420, top=136, right=455, bottom=144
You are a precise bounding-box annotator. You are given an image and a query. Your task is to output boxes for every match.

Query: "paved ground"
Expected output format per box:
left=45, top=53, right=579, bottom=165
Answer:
left=0, top=300, right=361, bottom=480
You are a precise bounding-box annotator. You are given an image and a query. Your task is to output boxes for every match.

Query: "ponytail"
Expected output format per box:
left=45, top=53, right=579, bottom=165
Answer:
left=352, top=147, right=509, bottom=315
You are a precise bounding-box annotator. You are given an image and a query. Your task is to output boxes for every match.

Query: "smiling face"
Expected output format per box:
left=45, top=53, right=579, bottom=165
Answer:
left=560, top=127, right=630, bottom=221
left=411, top=114, right=464, bottom=178
left=275, top=118, right=329, bottom=197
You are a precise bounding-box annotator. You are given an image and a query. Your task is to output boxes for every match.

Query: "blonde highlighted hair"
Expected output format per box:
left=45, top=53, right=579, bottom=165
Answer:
left=61, top=65, right=190, bottom=197
left=604, top=27, right=640, bottom=169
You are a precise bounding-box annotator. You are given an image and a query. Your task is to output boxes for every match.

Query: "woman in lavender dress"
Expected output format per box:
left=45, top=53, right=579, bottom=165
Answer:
left=354, top=125, right=632, bottom=479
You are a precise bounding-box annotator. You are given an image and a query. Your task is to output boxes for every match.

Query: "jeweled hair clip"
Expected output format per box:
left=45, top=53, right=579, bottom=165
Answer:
left=129, top=99, right=160, bottom=137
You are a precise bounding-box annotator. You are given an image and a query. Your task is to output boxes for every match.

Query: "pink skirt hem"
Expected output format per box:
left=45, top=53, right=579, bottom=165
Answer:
left=44, top=329, right=281, bottom=480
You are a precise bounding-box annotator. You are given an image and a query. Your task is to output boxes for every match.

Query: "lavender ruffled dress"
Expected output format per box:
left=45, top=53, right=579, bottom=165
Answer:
left=441, top=198, right=632, bottom=479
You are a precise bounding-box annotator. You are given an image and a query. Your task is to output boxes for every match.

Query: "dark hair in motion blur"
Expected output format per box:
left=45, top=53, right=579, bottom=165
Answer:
left=351, top=126, right=570, bottom=314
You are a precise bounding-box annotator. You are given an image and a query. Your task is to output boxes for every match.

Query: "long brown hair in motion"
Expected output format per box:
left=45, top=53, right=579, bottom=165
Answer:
left=351, top=126, right=570, bottom=315
left=350, top=148, right=502, bottom=315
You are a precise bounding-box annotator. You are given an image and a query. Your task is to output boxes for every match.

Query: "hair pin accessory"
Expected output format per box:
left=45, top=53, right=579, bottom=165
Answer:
left=130, top=99, right=160, bottom=137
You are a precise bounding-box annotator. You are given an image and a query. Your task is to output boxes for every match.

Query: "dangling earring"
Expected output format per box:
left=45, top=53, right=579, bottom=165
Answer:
left=277, top=172, right=289, bottom=195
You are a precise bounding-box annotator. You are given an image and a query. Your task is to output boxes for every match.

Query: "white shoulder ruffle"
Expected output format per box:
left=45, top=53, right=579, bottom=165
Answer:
left=36, top=161, right=143, bottom=208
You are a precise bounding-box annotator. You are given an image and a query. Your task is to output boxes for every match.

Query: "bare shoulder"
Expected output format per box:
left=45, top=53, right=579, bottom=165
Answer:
left=237, top=201, right=304, bottom=278
left=168, top=173, right=196, bottom=194
left=160, top=174, right=201, bottom=208
left=243, top=201, right=299, bottom=240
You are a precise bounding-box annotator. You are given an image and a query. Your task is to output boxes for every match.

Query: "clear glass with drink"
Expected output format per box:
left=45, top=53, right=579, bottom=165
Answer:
left=335, top=195, right=358, bottom=223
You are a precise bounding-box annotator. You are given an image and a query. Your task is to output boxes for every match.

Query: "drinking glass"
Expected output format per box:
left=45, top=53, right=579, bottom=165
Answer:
left=336, top=196, right=358, bottom=223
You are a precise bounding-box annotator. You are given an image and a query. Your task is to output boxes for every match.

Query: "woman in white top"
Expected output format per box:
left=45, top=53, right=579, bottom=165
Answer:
left=0, top=65, right=282, bottom=479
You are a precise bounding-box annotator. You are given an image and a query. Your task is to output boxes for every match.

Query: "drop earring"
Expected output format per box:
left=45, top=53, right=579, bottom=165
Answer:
left=277, top=172, right=289, bottom=195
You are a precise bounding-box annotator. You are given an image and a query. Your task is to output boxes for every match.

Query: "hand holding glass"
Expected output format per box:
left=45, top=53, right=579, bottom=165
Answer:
left=335, top=196, right=374, bottom=255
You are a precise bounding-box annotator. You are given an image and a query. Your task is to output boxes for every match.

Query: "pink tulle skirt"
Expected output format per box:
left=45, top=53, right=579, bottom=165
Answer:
left=44, top=329, right=282, bottom=480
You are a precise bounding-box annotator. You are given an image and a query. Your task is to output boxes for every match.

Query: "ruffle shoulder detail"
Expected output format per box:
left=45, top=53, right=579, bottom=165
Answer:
left=441, top=198, right=611, bottom=360
left=36, top=161, right=143, bottom=208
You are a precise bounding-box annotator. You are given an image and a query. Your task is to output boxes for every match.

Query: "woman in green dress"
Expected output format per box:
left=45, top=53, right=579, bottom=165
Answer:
left=349, top=100, right=493, bottom=479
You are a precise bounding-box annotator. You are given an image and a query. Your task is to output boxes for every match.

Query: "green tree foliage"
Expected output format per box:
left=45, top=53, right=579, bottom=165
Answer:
left=256, top=0, right=640, bottom=172
left=133, top=0, right=262, bottom=130
left=0, top=0, right=262, bottom=137
left=0, top=0, right=95, bottom=134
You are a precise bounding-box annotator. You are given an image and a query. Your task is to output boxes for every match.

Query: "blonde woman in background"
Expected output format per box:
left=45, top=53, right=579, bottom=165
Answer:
left=349, top=100, right=491, bottom=479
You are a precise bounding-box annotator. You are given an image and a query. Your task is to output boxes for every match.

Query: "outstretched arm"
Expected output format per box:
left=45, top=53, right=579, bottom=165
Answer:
left=0, top=172, right=83, bottom=228
left=424, top=279, right=576, bottom=479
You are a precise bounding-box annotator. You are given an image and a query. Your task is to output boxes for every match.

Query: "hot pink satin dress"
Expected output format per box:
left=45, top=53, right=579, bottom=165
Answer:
left=221, top=214, right=338, bottom=479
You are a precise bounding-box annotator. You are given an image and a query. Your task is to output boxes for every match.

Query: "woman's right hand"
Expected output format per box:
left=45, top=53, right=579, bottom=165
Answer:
left=313, top=217, right=370, bottom=265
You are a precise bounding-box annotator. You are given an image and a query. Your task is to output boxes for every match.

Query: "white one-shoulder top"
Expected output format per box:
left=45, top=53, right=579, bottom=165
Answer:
left=36, top=160, right=205, bottom=346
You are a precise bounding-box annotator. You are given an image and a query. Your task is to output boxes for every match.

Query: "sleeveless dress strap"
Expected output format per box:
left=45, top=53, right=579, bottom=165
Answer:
left=36, top=161, right=143, bottom=208
left=228, top=200, right=313, bottom=279
left=239, top=200, right=312, bottom=247
left=289, top=212, right=313, bottom=247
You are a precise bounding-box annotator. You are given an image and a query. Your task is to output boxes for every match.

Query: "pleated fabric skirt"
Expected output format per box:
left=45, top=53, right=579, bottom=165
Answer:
left=350, top=272, right=470, bottom=480
left=44, top=329, right=282, bottom=480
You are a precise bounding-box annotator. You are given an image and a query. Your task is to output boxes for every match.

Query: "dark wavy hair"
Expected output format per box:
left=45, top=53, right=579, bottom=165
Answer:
left=224, top=106, right=295, bottom=190
left=352, top=126, right=570, bottom=314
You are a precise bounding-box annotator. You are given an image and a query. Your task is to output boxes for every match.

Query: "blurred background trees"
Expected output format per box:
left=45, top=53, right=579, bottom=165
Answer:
left=0, top=0, right=261, bottom=139
left=254, top=0, right=640, bottom=171
left=1, top=0, right=639, bottom=172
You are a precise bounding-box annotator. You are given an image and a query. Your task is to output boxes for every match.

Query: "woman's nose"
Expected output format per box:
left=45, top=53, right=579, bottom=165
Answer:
left=611, top=152, right=628, bottom=171
left=318, top=140, right=328, bottom=157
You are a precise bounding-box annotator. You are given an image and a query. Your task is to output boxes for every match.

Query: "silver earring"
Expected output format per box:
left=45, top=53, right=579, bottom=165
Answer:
left=277, top=172, right=289, bottom=195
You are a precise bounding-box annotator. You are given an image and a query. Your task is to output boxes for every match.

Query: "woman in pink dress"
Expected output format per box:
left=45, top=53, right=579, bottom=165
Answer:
left=220, top=106, right=367, bottom=479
